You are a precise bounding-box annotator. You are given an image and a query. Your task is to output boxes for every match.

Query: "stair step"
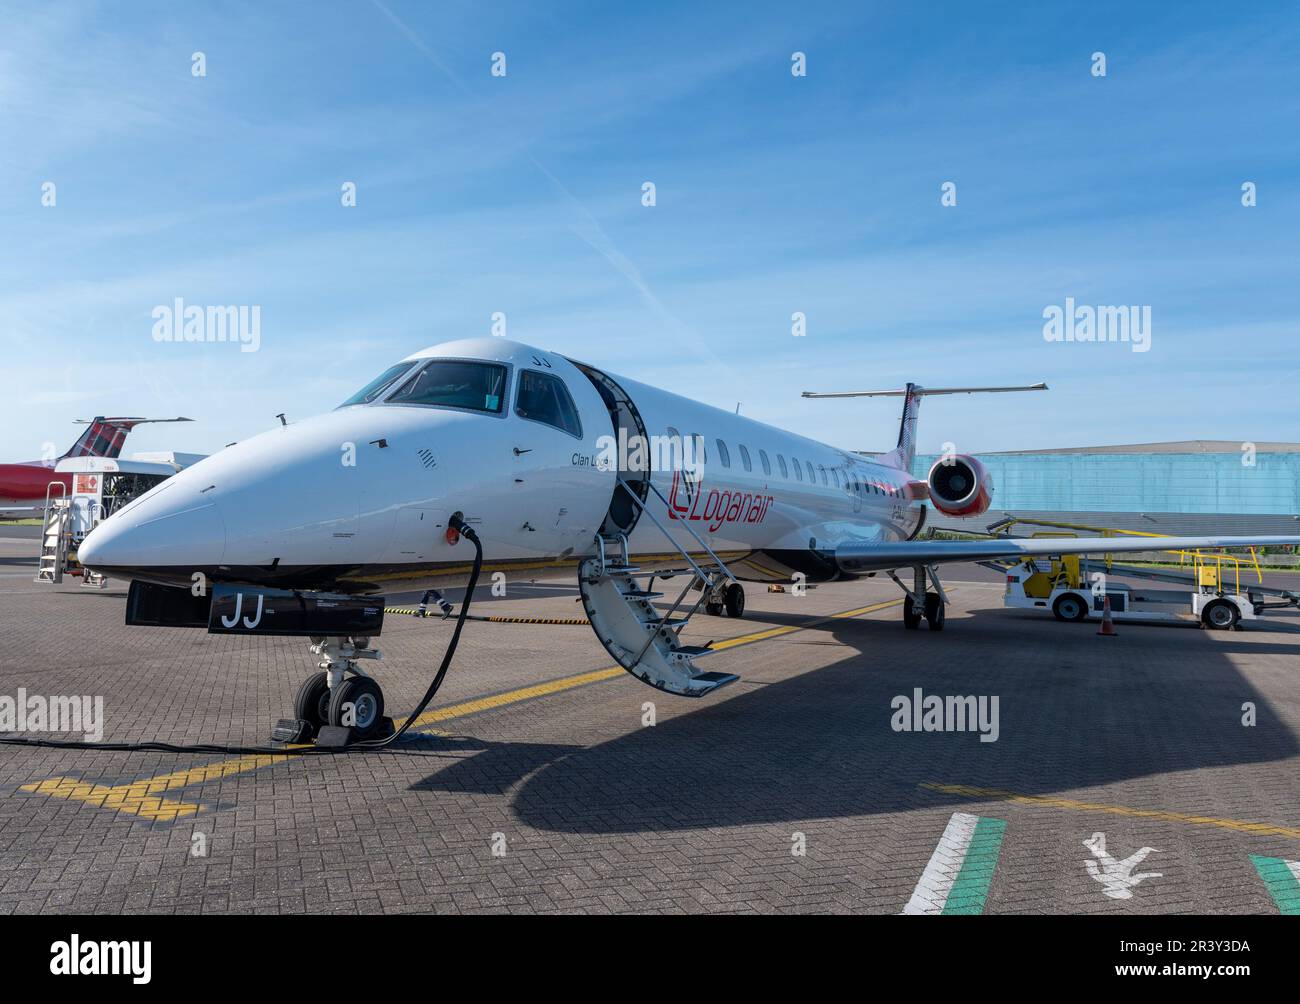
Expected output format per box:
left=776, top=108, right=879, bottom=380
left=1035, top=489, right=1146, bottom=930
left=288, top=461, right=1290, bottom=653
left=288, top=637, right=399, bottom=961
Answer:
left=621, top=589, right=664, bottom=599
left=687, top=671, right=740, bottom=694
left=673, top=645, right=715, bottom=658
left=644, top=617, right=691, bottom=629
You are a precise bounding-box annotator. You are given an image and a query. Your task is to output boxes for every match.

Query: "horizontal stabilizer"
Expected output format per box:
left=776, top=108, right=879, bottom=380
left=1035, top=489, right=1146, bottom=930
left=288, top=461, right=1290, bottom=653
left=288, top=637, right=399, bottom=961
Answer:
left=801, top=383, right=1047, bottom=399
left=801, top=382, right=1047, bottom=471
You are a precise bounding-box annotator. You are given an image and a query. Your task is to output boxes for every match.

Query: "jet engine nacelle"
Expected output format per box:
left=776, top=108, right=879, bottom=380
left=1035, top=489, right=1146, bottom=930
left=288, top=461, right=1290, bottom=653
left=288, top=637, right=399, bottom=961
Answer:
left=926, top=454, right=992, bottom=517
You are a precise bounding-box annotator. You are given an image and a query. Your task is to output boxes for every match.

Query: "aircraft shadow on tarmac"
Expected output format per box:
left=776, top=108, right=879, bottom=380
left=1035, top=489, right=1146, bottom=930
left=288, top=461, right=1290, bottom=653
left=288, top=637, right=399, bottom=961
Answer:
left=412, top=603, right=1300, bottom=834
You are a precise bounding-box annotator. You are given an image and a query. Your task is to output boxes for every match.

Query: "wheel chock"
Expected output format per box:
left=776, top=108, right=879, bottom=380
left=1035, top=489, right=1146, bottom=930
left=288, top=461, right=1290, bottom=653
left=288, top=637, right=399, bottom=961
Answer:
left=271, top=718, right=313, bottom=744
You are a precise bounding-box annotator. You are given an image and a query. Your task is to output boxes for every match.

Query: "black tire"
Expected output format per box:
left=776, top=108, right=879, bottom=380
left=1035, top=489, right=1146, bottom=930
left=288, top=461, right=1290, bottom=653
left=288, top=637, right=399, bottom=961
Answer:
left=724, top=583, right=745, bottom=618
left=328, top=676, right=385, bottom=737
left=1052, top=592, right=1089, bottom=623
left=903, top=594, right=922, bottom=629
left=1201, top=598, right=1240, bottom=631
left=293, top=672, right=332, bottom=736
left=704, top=602, right=723, bottom=616
left=924, top=591, right=945, bottom=631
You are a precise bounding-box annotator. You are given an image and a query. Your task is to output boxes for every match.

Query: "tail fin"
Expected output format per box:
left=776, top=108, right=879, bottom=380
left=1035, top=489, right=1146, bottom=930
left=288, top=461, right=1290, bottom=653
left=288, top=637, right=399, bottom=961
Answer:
left=800, top=383, right=1047, bottom=471
left=64, top=416, right=194, bottom=459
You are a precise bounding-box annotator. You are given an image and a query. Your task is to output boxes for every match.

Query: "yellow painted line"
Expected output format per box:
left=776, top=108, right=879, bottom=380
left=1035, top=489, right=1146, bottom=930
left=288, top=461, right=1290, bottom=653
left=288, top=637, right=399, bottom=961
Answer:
left=394, top=667, right=625, bottom=731
left=19, top=752, right=302, bottom=822
left=371, top=549, right=752, bottom=584
left=19, top=596, right=903, bottom=822
left=922, top=782, right=1300, bottom=839
left=397, top=598, right=902, bottom=728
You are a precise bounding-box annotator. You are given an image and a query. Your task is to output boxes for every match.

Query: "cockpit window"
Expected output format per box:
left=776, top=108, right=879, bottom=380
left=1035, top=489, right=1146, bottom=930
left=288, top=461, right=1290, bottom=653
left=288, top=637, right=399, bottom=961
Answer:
left=515, top=369, right=582, bottom=438
left=339, top=362, right=418, bottom=407
left=385, top=360, right=507, bottom=414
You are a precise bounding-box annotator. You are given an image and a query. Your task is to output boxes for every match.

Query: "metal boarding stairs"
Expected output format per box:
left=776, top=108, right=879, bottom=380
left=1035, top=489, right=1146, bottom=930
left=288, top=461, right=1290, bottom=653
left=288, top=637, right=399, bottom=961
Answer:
left=34, top=483, right=70, bottom=585
left=34, top=483, right=107, bottom=587
left=579, top=480, right=741, bottom=697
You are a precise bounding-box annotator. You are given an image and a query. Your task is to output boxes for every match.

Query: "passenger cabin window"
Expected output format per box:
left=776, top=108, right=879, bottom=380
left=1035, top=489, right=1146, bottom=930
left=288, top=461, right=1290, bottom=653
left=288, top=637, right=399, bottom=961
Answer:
left=386, top=360, right=506, bottom=414
left=340, top=361, right=419, bottom=407
left=738, top=444, right=752, bottom=472
left=806, top=461, right=815, bottom=484
left=759, top=449, right=771, bottom=476
left=832, top=469, right=841, bottom=489
left=792, top=457, right=803, bottom=481
left=777, top=454, right=788, bottom=478
left=716, top=439, right=731, bottom=468
left=515, top=369, right=583, bottom=437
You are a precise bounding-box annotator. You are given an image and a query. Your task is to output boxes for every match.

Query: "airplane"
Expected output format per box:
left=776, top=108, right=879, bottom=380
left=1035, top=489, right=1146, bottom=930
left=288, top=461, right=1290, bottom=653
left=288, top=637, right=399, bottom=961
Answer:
left=76, top=338, right=1300, bottom=740
left=0, top=417, right=193, bottom=519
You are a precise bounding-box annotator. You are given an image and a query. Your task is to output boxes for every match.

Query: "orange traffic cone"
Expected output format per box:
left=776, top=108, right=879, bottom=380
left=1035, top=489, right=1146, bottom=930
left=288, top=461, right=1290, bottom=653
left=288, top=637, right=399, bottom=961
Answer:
left=1097, top=596, right=1118, bottom=636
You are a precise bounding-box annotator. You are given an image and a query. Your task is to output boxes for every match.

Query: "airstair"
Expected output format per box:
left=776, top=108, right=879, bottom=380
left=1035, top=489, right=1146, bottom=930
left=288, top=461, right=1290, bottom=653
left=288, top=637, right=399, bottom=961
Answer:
left=34, top=484, right=70, bottom=584
left=34, top=482, right=108, bottom=587
left=579, top=480, right=741, bottom=697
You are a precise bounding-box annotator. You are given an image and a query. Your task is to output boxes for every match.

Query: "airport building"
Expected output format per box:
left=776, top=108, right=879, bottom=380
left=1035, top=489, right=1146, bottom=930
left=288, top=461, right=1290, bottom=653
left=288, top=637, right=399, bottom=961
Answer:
left=910, top=441, right=1300, bottom=537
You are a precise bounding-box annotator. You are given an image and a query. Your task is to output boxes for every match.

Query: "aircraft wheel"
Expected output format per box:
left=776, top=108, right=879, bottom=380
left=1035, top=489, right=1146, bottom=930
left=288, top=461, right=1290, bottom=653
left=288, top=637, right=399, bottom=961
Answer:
left=1052, top=593, right=1089, bottom=622
left=328, top=677, right=385, bottom=738
left=293, top=672, right=332, bottom=736
left=1201, top=598, right=1240, bottom=631
left=724, top=583, right=745, bottom=618
left=903, top=594, right=922, bottom=629
left=924, top=592, right=945, bottom=631
left=704, top=602, right=723, bottom=616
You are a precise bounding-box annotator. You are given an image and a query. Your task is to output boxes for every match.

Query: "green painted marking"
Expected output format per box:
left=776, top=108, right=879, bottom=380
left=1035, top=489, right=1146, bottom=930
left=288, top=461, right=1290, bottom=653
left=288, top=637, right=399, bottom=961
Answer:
left=1250, top=855, right=1300, bottom=915
left=942, top=816, right=1007, bottom=915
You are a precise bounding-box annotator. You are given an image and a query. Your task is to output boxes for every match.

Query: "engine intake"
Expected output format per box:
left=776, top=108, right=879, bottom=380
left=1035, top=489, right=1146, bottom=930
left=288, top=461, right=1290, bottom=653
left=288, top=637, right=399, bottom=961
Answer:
left=926, top=454, right=992, bottom=517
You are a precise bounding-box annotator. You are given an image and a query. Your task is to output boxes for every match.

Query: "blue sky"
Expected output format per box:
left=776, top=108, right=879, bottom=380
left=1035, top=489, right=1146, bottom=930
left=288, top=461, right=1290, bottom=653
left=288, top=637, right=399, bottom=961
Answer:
left=2, top=0, right=1298, bottom=461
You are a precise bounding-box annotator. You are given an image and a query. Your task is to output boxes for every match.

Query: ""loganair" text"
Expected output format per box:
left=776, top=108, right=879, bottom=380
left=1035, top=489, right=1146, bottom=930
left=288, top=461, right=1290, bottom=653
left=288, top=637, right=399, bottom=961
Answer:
left=667, top=470, right=773, bottom=533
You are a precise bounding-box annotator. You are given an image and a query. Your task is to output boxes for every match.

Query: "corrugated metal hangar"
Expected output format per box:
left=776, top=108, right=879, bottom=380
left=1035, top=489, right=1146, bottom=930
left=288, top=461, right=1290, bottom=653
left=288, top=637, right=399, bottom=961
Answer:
left=909, top=441, right=1300, bottom=535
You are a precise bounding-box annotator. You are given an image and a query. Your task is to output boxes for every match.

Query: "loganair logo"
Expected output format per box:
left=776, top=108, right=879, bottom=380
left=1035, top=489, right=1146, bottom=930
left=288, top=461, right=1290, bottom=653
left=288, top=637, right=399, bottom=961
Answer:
left=667, top=470, right=773, bottom=533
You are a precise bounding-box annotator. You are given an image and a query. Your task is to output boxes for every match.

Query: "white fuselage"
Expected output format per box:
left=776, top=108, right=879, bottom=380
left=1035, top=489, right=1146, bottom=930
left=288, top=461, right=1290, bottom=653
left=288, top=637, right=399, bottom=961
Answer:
left=78, top=338, right=926, bottom=591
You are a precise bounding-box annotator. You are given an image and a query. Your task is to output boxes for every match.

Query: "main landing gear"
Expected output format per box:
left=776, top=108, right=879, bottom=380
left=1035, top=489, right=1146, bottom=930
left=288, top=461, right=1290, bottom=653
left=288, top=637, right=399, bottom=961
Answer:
left=891, top=565, right=946, bottom=631
left=704, top=581, right=746, bottom=618
left=292, top=636, right=393, bottom=741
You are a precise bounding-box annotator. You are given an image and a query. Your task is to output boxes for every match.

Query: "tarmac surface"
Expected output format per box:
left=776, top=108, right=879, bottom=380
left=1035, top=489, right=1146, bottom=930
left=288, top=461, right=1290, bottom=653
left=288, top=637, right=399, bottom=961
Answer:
left=1, top=533, right=1299, bottom=914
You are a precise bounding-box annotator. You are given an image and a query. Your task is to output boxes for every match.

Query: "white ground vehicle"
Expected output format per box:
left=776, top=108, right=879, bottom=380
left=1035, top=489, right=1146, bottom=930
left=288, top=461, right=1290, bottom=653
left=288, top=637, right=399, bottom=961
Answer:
left=1001, top=552, right=1267, bottom=631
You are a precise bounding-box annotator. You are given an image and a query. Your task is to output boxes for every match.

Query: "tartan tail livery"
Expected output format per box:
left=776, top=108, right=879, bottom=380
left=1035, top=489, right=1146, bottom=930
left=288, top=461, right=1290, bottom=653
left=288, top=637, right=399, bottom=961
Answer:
left=0, top=416, right=193, bottom=517
left=64, top=416, right=195, bottom=460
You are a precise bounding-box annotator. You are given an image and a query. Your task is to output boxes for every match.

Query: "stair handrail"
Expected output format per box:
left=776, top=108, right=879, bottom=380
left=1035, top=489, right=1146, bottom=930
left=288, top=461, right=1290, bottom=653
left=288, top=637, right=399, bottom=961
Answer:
left=617, top=479, right=738, bottom=587
left=43, top=479, right=67, bottom=515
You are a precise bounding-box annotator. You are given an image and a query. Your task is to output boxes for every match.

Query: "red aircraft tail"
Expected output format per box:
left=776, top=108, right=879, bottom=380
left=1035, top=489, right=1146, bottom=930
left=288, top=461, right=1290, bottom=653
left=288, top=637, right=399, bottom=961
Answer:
left=63, top=417, right=193, bottom=460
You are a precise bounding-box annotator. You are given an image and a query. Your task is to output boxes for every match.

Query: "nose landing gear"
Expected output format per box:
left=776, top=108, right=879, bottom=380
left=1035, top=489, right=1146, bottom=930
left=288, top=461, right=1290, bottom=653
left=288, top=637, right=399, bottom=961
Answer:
left=290, top=636, right=394, bottom=742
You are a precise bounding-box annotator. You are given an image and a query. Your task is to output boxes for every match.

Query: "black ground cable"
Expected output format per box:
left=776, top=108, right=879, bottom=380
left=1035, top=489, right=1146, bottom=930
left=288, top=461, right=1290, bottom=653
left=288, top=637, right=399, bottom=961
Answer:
left=0, top=517, right=485, bottom=757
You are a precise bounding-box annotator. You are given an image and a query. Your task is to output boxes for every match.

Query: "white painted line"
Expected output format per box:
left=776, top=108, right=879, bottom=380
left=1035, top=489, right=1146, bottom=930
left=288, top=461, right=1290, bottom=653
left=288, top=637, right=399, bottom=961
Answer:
left=902, top=811, right=980, bottom=915
left=1288, top=860, right=1300, bottom=886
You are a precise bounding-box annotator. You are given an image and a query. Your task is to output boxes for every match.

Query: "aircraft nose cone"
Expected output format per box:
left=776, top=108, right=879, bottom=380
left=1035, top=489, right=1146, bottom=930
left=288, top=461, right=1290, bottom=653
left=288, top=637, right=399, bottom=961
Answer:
left=79, top=499, right=227, bottom=574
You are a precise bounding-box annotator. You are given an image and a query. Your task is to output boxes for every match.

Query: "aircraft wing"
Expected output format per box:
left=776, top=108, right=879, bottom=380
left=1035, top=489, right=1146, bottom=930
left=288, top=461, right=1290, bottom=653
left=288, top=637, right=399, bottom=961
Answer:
left=833, top=534, right=1300, bottom=573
